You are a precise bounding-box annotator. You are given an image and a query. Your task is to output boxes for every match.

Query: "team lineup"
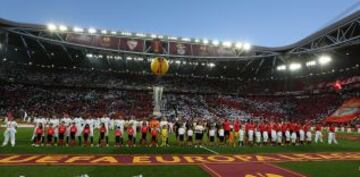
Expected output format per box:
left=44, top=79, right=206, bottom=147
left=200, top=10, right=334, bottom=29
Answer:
left=2, top=113, right=347, bottom=148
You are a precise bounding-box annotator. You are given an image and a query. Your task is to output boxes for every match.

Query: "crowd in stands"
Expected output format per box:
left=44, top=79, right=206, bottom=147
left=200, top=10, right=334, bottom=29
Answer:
left=0, top=64, right=236, bottom=94
left=2, top=63, right=359, bottom=95
left=0, top=63, right=359, bottom=124
left=1, top=82, right=357, bottom=125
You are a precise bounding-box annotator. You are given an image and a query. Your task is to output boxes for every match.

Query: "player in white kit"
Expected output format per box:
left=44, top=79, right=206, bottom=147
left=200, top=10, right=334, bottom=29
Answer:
left=2, top=113, right=18, bottom=147
left=239, top=124, right=245, bottom=146
left=75, top=116, right=84, bottom=145
left=61, top=116, right=72, bottom=146
left=49, top=116, right=60, bottom=145
left=114, top=117, right=125, bottom=135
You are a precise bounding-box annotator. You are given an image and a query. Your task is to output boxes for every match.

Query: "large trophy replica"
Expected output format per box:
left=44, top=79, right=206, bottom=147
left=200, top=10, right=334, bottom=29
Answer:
left=150, top=39, right=169, bottom=116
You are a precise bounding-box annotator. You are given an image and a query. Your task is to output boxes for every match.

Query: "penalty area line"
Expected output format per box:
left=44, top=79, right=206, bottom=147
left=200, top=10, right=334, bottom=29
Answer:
left=200, top=145, right=219, bottom=154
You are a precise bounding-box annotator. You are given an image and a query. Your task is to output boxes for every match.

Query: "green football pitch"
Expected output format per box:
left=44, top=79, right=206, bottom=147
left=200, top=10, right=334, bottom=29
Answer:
left=0, top=128, right=359, bottom=177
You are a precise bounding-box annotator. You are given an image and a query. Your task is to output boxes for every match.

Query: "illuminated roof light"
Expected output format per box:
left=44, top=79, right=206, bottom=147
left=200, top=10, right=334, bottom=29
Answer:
left=306, top=60, right=317, bottom=66
left=222, top=41, right=232, bottom=48
left=86, top=53, right=93, bottom=58
left=168, top=36, right=178, bottom=40
left=136, top=57, right=144, bottom=61
left=194, top=39, right=200, bottom=43
left=202, top=39, right=209, bottom=44
left=181, top=37, right=191, bottom=42
left=318, top=55, right=332, bottom=65
left=212, top=40, right=220, bottom=46
left=88, top=28, right=97, bottom=34
left=135, top=33, right=145, bottom=37
left=150, top=34, right=157, bottom=38
left=111, top=31, right=117, bottom=35
left=208, top=63, right=216, bottom=68
left=289, top=63, right=302, bottom=71
left=243, top=43, right=251, bottom=51
left=59, top=25, right=68, bottom=32
left=276, top=65, right=286, bottom=71
left=121, top=32, right=132, bottom=36
left=73, top=27, right=84, bottom=32
left=47, top=24, right=57, bottom=31
left=175, top=60, right=181, bottom=64
left=235, top=42, right=243, bottom=49
left=101, top=30, right=107, bottom=34
left=157, top=35, right=164, bottom=39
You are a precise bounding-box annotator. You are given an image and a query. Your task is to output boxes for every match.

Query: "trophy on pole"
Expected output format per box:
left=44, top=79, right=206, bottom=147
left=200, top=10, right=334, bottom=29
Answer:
left=150, top=39, right=169, bottom=116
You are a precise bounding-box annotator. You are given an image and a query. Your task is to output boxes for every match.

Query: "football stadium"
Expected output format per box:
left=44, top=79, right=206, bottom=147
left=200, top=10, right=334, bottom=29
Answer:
left=1, top=1, right=360, bottom=177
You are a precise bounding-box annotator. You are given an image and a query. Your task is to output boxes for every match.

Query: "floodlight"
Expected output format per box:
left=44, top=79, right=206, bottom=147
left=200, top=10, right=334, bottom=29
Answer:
left=208, top=63, right=216, bottom=68
left=212, top=40, right=220, bottom=46
left=235, top=42, right=243, bottom=49
left=135, top=33, right=145, bottom=37
left=88, top=28, right=97, bottom=34
left=181, top=37, right=191, bottom=42
left=73, top=27, right=84, bottom=32
left=289, top=63, right=302, bottom=71
left=306, top=60, right=316, bottom=66
left=121, top=32, right=132, bottom=36
left=47, top=24, right=57, bottom=31
left=243, top=43, right=251, bottom=51
left=277, top=65, right=286, bottom=71
left=168, top=36, right=178, bottom=40
left=318, top=55, right=331, bottom=65
left=222, top=41, right=232, bottom=48
left=59, top=25, right=68, bottom=32
left=86, top=53, right=93, bottom=58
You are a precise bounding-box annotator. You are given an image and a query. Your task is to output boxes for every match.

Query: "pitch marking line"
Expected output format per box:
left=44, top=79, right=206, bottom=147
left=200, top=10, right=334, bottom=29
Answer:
left=199, top=145, right=219, bottom=154
left=263, top=163, right=308, bottom=177
left=200, top=164, right=223, bottom=177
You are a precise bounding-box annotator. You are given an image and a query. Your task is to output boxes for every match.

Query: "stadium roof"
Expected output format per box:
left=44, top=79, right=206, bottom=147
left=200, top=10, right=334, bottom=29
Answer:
left=0, top=10, right=359, bottom=81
